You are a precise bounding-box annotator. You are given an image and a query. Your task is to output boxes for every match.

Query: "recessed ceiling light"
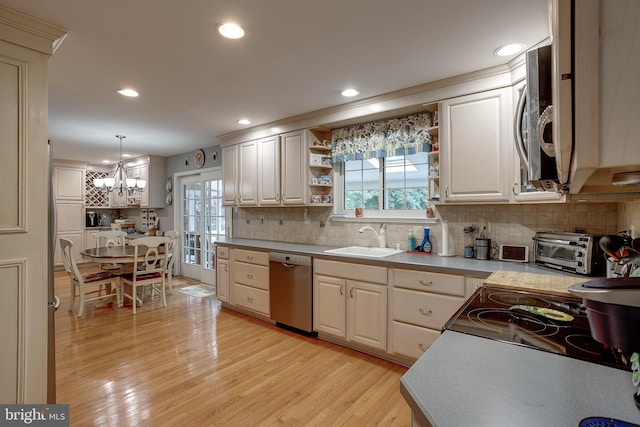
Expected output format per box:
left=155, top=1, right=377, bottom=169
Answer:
left=238, top=118, right=251, bottom=125
left=218, top=23, right=245, bottom=39
left=117, top=88, right=139, bottom=97
left=271, top=127, right=282, bottom=133
left=341, top=88, right=359, bottom=97
left=494, top=43, right=526, bottom=57
left=122, top=153, right=131, bottom=158
left=101, top=160, right=111, bottom=164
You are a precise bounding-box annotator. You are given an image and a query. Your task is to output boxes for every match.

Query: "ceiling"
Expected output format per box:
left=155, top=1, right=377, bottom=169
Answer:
left=2, top=0, right=549, bottom=163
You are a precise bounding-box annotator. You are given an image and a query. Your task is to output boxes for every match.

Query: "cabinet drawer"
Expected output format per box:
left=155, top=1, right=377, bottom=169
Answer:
left=216, top=246, right=229, bottom=259
left=234, top=248, right=269, bottom=266
left=391, top=321, right=441, bottom=360
left=392, top=269, right=465, bottom=296
left=233, top=262, right=269, bottom=290
left=314, top=259, right=387, bottom=284
left=392, top=287, right=464, bottom=330
left=233, top=283, right=270, bottom=316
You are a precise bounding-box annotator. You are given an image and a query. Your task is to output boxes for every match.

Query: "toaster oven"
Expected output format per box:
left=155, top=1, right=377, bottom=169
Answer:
left=533, top=231, right=606, bottom=276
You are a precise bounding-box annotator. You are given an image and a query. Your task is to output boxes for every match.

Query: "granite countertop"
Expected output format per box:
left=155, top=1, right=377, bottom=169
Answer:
left=215, top=237, right=582, bottom=280
left=400, top=331, right=640, bottom=427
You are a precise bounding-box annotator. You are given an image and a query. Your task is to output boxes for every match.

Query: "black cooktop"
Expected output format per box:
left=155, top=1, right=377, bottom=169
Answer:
left=444, top=286, right=631, bottom=371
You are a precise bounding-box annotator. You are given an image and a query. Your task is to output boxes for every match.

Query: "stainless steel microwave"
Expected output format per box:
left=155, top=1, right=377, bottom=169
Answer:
left=532, top=231, right=606, bottom=276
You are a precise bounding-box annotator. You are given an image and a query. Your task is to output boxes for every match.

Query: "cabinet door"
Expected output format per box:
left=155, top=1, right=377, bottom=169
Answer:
left=313, top=274, right=346, bottom=338
left=440, top=88, right=511, bottom=202
left=139, top=163, right=150, bottom=207
left=257, top=135, right=281, bottom=205
left=347, top=280, right=387, bottom=351
left=216, top=258, right=229, bottom=302
left=281, top=130, right=307, bottom=205
left=222, top=145, right=238, bottom=205
left=56, top=202, right=84, bottom=233
left=54, top=167, right=84, bottom=200
left=238, top=141, right=258, bottom=206
left=54, top=232, right=84, bottom=266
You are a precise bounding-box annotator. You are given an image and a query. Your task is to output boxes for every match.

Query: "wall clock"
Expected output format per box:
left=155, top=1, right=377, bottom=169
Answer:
left=195, top=149, right=205, bottom=169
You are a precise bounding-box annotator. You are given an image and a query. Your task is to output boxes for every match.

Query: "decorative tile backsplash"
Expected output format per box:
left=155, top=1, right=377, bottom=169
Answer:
left=234, top=202, right=635, bottom=259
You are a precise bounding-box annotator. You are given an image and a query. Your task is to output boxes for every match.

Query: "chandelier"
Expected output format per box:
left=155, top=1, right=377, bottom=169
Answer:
left=93, top=135, right=146, bottom=196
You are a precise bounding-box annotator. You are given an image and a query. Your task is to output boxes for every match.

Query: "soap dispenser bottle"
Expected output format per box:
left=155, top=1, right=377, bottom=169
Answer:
left=407, top=229, right=416, bottom=252
left=420, top=227, right=432, bottom=254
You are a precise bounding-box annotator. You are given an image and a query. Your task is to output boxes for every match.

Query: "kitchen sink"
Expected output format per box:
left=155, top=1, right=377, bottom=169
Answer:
left=324, top=246, right=404, bottom=258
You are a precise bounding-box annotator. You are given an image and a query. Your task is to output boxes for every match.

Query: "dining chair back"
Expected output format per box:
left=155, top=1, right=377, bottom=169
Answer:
left=94, top=230, right=127, bottom=248
left=164, top=231, right=180, bottom=293
left=94, top=230, right=128, bottom=273
left=59, top=238, right=117, bottom=317
left=119, top=236, right=171, bottom=315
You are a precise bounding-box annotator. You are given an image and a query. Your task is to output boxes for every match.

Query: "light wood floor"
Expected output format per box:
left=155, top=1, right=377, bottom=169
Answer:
left=54, top=268, right=411, bottom=426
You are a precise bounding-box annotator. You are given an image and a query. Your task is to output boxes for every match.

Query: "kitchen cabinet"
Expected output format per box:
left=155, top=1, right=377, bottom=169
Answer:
left=54, top=166, right=84, bottom=201
left=222, top=144, right=238, bottom=205
left=314, top=259, right=387, bottom=351
left=215, top=245, right=229, bottom=302
left=230, top=248, right=269, bottom=316
left=257, top=131, right=307, bottom=206
left=439, top=88, right=511, bottom=203
left=238, top=141, right=259, bottom=206
left=54, top=202, right=85, bottom=266
left=389, top=268, right=467, bottom=361
left=221, top=139, right=258, bottom=207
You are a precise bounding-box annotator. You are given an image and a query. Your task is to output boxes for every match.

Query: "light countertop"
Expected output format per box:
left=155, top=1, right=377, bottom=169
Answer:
left=400, top=331, right=640, bottom=427
left=215, top=238, right=585, bottom=280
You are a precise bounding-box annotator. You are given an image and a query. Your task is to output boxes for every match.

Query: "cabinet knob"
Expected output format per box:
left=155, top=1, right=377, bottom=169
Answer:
left=418, top=343, right=429, bottom=352
left=419, top=308, right=432, bottom=316
left=247, top=256, right=254, bottom=261
left=445, top=186, right=449, bottom=197
left=513, top=182, right=519, bottom=195
left=247, top=296, right=253, bottom=303
left=349, top=287, right=354, bottom=298
left=419, top=279, right=433, bottom=286
left=224, top=265, right=227, bottom=272
left=340, top=284, right=344, bottom=296
left=246, top=273, right=253, bottom=279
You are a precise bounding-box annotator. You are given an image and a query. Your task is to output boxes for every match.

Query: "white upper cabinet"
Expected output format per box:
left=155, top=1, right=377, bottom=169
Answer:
left=439, top=88, right=511, bottom=203
left=222, top=144, right=238, bottom=206
left=54, top=166, right=84, bottom=201
left=238, top=140, right=258, bottom=206
left=257, top=130, right=306, bottom=206
left=280, top=130, right=307, bottom=205
left=257, top=135, right=281, bottom=206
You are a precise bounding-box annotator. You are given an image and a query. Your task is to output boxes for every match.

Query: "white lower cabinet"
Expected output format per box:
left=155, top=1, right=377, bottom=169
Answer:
left=389, top=268, right=467, bottom=361
left=230, top=248, right=269, bottom=316
left=314, top=259, right=387, bottom=351
left=215, top=246, right=230, bottom=302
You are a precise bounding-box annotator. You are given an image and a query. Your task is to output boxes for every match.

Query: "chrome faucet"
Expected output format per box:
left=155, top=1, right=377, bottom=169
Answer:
left=358, top=223, right=387, bottom=248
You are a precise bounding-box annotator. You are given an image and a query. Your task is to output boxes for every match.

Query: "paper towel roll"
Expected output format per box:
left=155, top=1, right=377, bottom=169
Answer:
left=441, top=221, right=450, bottom=256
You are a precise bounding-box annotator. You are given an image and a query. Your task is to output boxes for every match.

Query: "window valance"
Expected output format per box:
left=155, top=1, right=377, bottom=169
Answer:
left=330, top=112, right=433, bottom=163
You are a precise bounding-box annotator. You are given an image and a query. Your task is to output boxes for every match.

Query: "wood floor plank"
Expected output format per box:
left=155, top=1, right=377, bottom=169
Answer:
left=54, top=268, right=411, bottom=426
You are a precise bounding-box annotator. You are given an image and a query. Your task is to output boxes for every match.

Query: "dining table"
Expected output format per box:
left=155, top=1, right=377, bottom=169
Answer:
left=80, top=245, right=168, bottom=308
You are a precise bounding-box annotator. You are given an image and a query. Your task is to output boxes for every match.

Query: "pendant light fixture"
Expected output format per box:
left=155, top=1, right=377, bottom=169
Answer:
left=93, top=135, right=146, bottom=196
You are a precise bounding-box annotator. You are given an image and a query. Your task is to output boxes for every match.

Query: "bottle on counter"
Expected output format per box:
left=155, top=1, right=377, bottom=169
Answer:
left=407, top=229, right=416, bottom=252
left=420, top=227, right=432, bottom=254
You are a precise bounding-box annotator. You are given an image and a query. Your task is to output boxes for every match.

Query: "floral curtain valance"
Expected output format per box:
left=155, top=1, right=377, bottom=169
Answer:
left=330, top=112, right=433, bottom=163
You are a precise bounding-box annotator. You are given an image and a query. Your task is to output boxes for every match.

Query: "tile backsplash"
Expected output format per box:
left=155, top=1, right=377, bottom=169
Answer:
left=234, top=202, right=634, bottom=258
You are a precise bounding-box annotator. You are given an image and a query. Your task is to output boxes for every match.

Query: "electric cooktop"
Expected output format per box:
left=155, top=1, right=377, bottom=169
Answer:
left=444, top=286, right=631, bottom=371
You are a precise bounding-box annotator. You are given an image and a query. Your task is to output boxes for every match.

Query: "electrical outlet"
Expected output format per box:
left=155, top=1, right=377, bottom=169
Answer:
left=259, top=215, right=264, bottom=224
left=304, top=208, right=310, bottom=224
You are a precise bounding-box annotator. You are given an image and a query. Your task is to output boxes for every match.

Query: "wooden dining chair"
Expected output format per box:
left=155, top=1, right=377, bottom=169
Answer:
left=119, top=236, right=171, bottom=315
left=164, top=230, right=180, bottom=294
left=59, top=238, right=118, bottom=317
left=94, top=230, right=128, bottom=273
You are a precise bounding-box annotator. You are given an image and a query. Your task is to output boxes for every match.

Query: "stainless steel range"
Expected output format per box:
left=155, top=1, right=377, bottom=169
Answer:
left=444, top=286, right=631, bottom=371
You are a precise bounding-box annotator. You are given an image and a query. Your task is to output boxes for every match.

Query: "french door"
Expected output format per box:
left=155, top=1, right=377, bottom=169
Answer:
left=178, top=169, right=224, bottom=283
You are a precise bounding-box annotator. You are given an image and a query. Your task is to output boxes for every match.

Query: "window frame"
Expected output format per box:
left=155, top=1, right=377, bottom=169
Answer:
left=333, top=155, right=434, bottom=221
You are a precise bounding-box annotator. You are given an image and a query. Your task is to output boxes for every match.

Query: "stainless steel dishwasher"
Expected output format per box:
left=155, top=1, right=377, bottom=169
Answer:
left=269, top=252, right=315, bottom=336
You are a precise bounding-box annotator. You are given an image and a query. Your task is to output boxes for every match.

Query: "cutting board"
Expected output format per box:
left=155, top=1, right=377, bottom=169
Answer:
left=484, top=270, right=591, bottom=296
